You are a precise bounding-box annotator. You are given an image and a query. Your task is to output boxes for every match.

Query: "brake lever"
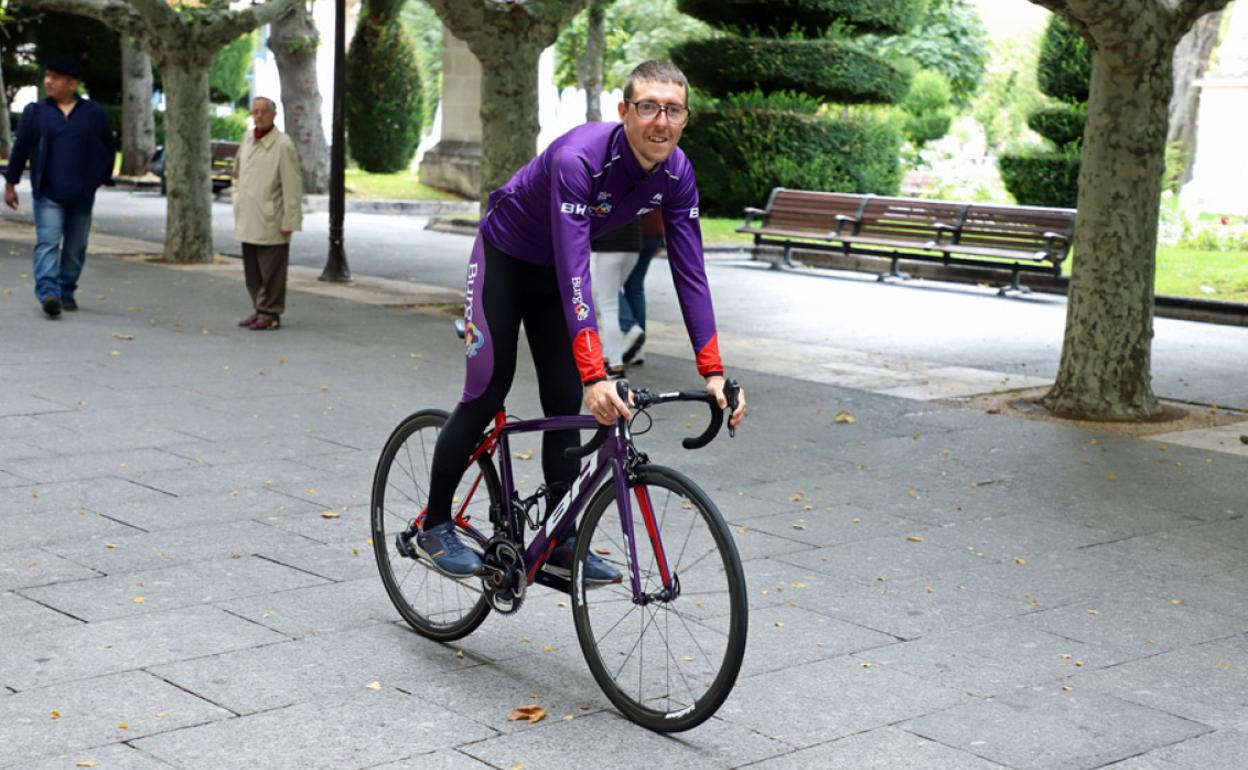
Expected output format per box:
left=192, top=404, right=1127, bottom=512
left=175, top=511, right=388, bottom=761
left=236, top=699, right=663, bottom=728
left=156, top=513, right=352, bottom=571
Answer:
left=724, top=378, right=741, bottom=438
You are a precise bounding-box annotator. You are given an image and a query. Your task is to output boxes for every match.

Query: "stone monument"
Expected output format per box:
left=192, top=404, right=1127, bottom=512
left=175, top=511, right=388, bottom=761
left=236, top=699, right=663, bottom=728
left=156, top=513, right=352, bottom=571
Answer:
left=419, top=28, right=483, bottom=198
left=1182, top=2, right=1248, bottom=215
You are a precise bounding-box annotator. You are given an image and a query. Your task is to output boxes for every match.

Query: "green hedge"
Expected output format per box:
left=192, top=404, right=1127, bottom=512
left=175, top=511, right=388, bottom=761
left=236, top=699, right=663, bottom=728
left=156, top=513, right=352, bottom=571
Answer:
left=672, top=38, right=910, bottom=104
left=676, top=0, right=925, bottom=37
left=1037, top=16, right=1091, bottom=102
left=679, top=105, right=902, bottom=215
left=999, top=150, right=1081, bottom=208
left=1027, top=103, right=1085, bottom=148
left=346, top=10, right=423, bottom=173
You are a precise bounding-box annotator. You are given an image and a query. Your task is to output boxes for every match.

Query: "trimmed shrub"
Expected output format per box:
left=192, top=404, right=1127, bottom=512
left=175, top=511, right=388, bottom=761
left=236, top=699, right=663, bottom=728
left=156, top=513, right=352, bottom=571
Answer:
left=1037, top=15, right=1091, bottom=103
left=1027, top=103, right=1085, bottom=148
left=676, top=0, right=926, bottom=37
left=672, top=37, right=910, bottom=104
left=211, top=109, right=249, bottom=142
left=900, top=69, right=953, bottom=146
left=346, top=3, right=423, bottom=173
left=681, top=104, right=902, bottom=215
left=998, top=150, right=1081, bottom=208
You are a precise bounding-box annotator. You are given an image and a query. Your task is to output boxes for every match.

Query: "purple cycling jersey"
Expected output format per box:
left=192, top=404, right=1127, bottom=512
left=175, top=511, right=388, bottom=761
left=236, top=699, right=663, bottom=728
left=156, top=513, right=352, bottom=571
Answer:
left=479, top=121, right=722, bottom=383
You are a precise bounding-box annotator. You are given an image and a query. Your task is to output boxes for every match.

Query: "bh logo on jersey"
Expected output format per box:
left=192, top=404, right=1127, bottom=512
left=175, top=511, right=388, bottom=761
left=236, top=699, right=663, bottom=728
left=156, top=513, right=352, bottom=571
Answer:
left=464, top=322, right=486, bottom=358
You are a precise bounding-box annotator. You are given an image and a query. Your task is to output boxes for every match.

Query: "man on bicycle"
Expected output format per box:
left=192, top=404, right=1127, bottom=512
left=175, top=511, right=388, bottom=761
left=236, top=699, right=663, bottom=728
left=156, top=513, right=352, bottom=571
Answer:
left=417, top=60, right=747, bottom=579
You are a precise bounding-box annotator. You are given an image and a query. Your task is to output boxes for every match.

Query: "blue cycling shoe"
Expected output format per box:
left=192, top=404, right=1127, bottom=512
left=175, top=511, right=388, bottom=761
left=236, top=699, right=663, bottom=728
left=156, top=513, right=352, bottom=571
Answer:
left=544, top=536, right=623, bottom=585
left=412, top=520, right=483, bottom=577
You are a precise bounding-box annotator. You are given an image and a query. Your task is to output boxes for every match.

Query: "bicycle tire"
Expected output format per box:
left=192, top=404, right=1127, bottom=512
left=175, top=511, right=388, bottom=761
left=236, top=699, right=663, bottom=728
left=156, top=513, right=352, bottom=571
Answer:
left=570, top=465, right=748, bottom=731
left=371, top=409, right=496, bottom=641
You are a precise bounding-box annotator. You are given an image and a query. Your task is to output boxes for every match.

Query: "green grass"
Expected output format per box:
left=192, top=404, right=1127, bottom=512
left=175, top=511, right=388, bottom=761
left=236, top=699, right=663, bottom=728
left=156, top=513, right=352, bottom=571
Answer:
left=704, top=218, right=1248, bottom=302
left=344, top=168, right=464, bottom=201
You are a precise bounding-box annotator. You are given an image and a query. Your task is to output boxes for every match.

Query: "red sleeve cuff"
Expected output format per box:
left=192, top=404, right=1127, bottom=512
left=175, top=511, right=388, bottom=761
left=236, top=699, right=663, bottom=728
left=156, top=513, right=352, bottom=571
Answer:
left=573, top=329, right=607, bottom=383
left=695, top=333, right=723, bottom=378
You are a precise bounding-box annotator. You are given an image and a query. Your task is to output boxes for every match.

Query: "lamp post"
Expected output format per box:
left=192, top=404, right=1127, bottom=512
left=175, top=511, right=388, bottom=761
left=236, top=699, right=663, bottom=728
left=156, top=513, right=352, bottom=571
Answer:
left=320, top=0, right=353, bottom=283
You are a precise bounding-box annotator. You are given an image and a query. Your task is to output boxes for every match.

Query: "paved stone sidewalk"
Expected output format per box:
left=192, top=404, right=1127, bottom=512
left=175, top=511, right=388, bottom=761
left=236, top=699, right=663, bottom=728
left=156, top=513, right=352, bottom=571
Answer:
left=1, top=238, right=1246, bottom=769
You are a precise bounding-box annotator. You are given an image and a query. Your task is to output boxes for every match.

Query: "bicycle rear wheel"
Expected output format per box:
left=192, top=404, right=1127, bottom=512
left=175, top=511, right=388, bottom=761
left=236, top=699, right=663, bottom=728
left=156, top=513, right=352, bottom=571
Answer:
left=371, top=409, right=496, bottom=641
left=570, top=466, right=747, bottom=731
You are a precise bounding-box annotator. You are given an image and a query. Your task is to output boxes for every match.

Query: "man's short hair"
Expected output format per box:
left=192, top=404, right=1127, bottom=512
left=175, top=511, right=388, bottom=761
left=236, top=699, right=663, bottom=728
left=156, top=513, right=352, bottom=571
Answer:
left=624, top=61, right=689, bottom=106
left=252, top=96, right=277, bottom=113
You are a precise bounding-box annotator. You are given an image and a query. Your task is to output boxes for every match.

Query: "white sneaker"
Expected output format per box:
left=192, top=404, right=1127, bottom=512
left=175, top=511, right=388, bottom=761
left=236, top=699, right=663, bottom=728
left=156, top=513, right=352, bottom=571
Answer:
left=622, top=325, right=645, bottom=365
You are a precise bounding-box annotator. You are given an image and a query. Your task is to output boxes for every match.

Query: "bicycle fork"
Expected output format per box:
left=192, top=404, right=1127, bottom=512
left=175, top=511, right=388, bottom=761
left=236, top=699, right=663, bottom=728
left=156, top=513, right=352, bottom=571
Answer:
left=615, top=454, right=678, bottom=606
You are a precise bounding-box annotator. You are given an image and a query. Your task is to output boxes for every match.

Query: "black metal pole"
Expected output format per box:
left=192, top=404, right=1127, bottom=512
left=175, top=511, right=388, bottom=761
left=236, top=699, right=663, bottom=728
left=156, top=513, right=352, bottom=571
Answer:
left=320, top=0, right=352, bottom=283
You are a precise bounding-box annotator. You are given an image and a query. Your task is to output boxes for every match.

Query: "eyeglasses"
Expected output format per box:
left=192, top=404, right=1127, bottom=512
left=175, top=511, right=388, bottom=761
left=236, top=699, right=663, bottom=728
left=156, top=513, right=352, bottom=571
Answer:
left=625, top=99, right=689, bottom=126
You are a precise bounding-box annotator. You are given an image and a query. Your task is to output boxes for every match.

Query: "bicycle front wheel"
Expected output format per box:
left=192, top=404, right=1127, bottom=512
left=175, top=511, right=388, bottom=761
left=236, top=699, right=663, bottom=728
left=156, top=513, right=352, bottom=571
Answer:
left=371, top=409, right=496, bottom=641
left=571, top=466, right=747, bottom=731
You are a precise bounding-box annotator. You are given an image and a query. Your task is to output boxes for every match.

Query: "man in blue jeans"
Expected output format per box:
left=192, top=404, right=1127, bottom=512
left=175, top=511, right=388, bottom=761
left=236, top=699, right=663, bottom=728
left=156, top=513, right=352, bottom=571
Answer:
left=4, top=59, right=116, bottom=318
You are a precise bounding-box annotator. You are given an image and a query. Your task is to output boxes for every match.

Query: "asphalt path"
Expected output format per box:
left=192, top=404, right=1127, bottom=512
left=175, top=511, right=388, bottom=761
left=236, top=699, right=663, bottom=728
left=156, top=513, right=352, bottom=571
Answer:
left=11, top=187, right=1248, bottom=408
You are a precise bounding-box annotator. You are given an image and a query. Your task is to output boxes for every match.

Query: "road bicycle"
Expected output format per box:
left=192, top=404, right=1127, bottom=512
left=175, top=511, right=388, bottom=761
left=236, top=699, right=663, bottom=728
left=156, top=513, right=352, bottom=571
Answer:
left=370, top=368, right=747, bottom=732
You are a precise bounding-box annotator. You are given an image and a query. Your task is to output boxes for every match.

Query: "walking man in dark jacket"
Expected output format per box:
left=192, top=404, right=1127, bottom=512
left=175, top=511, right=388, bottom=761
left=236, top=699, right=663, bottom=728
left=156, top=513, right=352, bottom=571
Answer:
left=4, top=59, right=116, bottom=318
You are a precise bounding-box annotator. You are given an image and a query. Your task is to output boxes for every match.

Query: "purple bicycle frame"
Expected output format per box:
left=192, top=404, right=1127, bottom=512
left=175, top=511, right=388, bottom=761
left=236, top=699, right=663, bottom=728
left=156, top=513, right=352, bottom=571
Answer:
left=456, top=413, right=665, bottom=601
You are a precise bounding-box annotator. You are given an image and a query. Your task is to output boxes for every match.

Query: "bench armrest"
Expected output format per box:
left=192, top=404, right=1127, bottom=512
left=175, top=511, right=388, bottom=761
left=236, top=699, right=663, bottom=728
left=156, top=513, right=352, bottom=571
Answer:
left=931, top=222, right=958, bottom=245
left=1042, top=231, right=1071, bottom=260
left=833, top=213, right=858, bottom=236
left=740, top=207, right=767, bottom=230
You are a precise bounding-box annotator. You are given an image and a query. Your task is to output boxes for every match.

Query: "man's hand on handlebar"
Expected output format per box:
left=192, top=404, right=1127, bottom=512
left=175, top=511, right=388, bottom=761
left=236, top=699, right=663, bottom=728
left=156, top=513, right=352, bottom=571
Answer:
left=706, top=375, right=746, bottom=431
left=584, top=379, right=632, bottom=426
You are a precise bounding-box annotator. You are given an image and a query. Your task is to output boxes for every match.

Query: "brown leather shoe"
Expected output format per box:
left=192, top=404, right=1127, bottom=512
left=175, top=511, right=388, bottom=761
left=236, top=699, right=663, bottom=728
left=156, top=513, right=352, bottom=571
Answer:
left=238, top=313, right=258, bottom=327
left=249, top=314, right=280, bottom=331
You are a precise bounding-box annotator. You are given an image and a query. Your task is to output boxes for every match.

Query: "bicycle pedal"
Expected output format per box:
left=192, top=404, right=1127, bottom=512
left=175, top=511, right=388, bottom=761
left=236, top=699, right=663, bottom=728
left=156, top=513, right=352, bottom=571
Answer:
left=394, top=533, right=417, bottom=560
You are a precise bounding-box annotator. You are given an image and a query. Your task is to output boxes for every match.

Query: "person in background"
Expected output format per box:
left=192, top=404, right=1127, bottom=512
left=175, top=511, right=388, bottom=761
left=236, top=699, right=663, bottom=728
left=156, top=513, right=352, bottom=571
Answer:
left=619, top=208, right=664, bottom=365
left=233, top=96, right=303, bottom=331
left=590, top=217, right=642, bottom=377
left=3, top=58, right=116, bottom=318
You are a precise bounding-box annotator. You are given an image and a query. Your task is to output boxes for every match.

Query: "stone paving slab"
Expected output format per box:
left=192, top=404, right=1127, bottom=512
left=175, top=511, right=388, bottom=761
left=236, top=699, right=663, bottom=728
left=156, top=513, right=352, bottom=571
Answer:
left=1073, top=634, right=1248, bottom=729
left=0, top=548, right=101, bottom=593
left=2, top=477, right=174, bottom=519
left=1021, top=590, right=1248, bottom=657
left=715, top=655, right=970, bottom=749
left=864, top=619, right=1130, bottom=697
left=739, top=603, right=896, bottom=677
left=748, top=725, right=1008, bottom=769
left=0, top=591, right=81, bottom=637
left=0, top=605, right=286, bottom=691
left=0, top=670, right=231, bottom=766
left=460, top=710, right=787, bottom=770
left=904, top=683, right=1212, bottom=770
left=368, top=749, right=495, bottom=769
left=773, top=532, right=996, bottom=587
left=130, top=688, right=495, bottom=770
left=214, top=578, right=397, bottom=638
left=81, top=487, right=322, bottom=534
left=2, top=507, right=140, bottom=550
left=20, top=554, right=329, bottom=621
left=1149, top=725, right=1248, bottom=769
left=13, top=741, right=175, bottom=770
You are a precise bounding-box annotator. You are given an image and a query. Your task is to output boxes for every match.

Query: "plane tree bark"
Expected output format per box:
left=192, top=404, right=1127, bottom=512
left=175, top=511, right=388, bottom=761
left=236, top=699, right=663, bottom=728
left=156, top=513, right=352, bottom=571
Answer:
left=1028, top=0, right=1232, bottom=420
left=269, top=3, right=330, bottom=193
left=119, top=35, right=156, bottom=176
left=27, top=0, right=301, bottom=262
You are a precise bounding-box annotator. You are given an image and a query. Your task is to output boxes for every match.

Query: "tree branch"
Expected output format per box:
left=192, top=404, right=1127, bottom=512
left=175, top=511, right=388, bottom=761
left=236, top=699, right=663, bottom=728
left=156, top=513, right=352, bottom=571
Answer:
left=1174, top=0, right=1232, bottom=32
left=201, top=0, right=302, bottom=49
left=22, top=0, right=148, bottom=38
left=424, top=0, right=486, bottom=43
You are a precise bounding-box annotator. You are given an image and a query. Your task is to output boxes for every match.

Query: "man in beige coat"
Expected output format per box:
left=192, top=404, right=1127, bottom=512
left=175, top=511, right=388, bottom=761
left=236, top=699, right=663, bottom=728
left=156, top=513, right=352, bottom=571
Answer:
left=234, top=96, right=302, bottom=331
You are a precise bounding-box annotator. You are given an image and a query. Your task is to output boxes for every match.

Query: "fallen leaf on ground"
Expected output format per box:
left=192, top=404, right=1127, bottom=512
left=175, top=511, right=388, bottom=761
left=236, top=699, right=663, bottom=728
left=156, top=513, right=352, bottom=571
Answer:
left=851, top=517, right=861, bottom=524
left=133, top=597, right=146, bottom=604
left=76, top=762, right=98, bottom=767
left=507, top=705, right=548, bottom=724
left=365, top=681, right=382, bottom=690
left=1107, top=473, right=1117, bottom=481
left=906, top=535, right=924, bottom=543
left=834, top=411, right=855, bottom=424
left=306, top=487, right=317, bottom=495
left=118, top=722, right=129, bottom=730
left=111, top=333, right=134, bottom=341
left=593, top=547, right=611, bottom=555
left=51, top=710, right=61, bottom=719
left=319, top=511, right=340, bottom=519
left=543, top=644, right=556, bottom=653
left=455, top=650, right=465, bottom=659
left=1087, top=609, right=1100, bottom=616
left=1015, top=558, right=1026, bottom=565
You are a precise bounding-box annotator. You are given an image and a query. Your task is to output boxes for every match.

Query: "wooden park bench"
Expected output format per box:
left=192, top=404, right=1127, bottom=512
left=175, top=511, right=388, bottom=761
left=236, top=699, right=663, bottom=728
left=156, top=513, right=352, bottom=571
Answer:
left=738, top=188, right=1076, bottom=295
left=155, top=140, right=240, bottom=198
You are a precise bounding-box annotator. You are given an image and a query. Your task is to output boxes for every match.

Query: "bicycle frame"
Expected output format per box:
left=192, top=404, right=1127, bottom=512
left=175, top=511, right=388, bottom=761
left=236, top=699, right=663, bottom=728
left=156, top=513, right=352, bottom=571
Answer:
left=439, top=411, right=674, bottom=601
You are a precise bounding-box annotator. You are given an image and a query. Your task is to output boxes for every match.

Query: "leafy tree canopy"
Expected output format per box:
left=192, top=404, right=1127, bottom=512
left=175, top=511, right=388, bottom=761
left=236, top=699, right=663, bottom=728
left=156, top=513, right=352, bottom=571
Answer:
left=857, top=0, right=987, bottom=108
left=209, top=31, right=256, bottom=104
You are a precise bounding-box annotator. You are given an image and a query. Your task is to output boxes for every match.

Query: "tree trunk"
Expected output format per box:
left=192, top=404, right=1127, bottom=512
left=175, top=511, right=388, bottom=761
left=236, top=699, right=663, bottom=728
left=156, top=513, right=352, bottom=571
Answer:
left=160, top=62, right=215, bottom=263
left=1167, top=10, right=1222, bottom=186
left=269, top=3, right=330, bottom=193
left=1042, top=47, right=1173, bottom=420
left=581, top=0, right=607, bottom=122
left=478, top=45, right=542, bottom=203
left=0, top=63, right=12, bottom=159
left=120, top=36, right=156, bottom=176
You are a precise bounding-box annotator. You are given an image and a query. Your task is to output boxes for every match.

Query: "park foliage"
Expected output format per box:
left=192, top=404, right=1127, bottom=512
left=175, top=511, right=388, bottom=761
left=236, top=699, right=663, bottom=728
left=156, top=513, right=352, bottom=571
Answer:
left=670, top=0, right=918, bottom=215
left=999, top=15, right=1091, bottom=208
left=347, top=0, right=424, bottom=173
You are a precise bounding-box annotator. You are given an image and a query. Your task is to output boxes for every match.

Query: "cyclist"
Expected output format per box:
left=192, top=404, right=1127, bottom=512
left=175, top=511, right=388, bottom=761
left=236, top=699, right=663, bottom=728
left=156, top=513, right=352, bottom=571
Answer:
left=417, top=60, right=747, bottom=580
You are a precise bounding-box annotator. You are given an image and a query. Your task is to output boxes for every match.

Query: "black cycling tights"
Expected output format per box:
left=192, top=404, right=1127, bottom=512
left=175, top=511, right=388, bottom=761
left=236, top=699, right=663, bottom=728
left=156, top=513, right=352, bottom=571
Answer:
left=424, top=238, right=583, bottom=528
